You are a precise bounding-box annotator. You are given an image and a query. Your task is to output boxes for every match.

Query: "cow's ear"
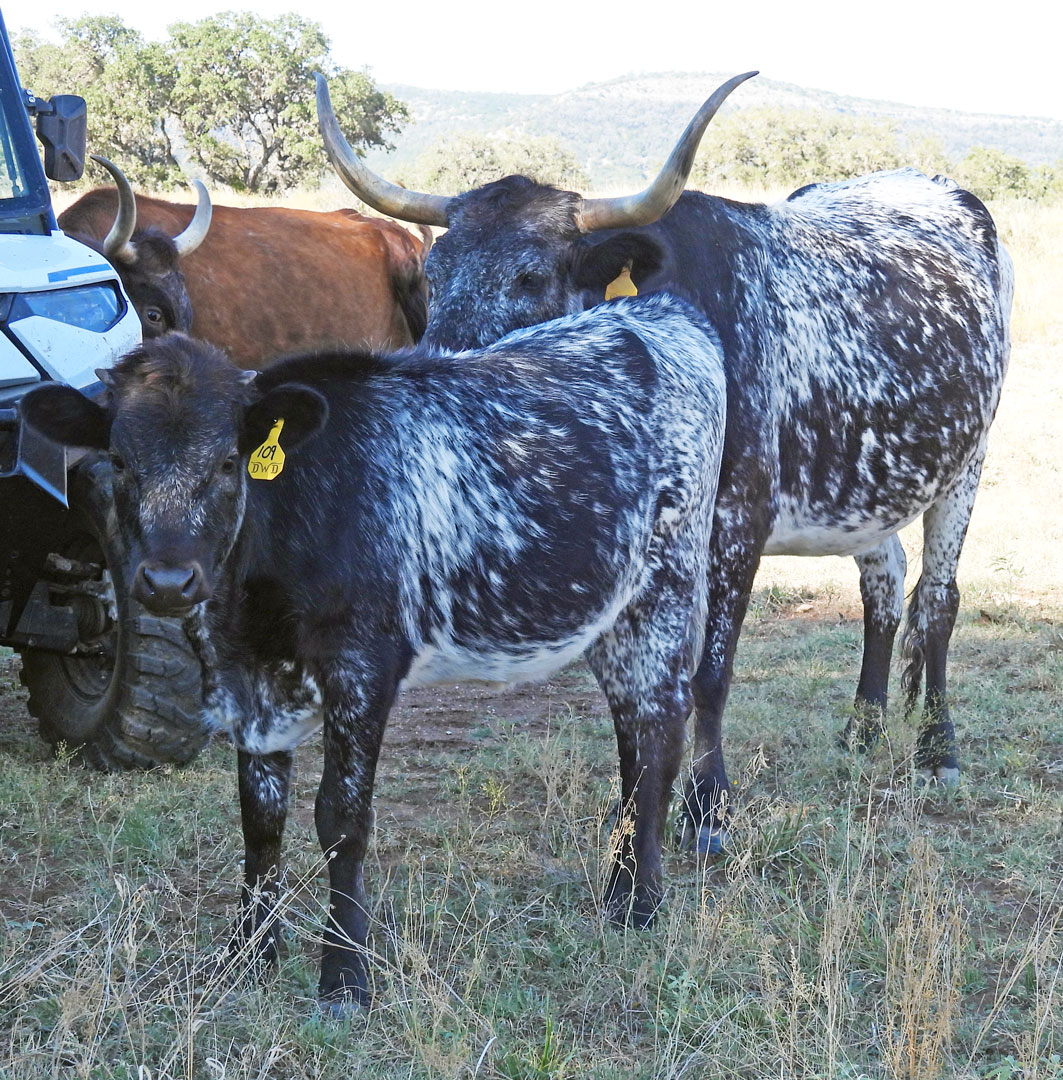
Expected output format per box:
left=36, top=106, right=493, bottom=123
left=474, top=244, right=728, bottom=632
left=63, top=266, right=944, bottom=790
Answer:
left=239, top=384, right=328, bottom=455
left=19, top=383, right=112, bottom=449
left=572, top=233, right=664, bottom=295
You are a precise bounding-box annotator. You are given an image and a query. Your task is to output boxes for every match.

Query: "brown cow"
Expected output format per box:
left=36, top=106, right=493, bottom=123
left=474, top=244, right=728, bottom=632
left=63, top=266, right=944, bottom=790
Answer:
left=59, top=160, right=431, bottom=366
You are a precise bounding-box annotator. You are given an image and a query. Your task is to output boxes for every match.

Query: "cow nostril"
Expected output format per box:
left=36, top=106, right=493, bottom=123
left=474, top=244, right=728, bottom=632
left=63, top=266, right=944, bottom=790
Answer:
left=136, top=561, right=203, bottom=607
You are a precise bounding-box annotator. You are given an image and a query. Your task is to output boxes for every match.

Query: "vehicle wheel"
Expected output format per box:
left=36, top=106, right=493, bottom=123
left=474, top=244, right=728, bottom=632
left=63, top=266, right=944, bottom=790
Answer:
left=18, top=460, right=207, bottom=770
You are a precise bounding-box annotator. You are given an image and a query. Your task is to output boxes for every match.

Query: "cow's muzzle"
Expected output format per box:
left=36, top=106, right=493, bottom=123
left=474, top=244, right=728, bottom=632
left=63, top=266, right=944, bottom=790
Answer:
left=133, top=560, right=209, bottom=613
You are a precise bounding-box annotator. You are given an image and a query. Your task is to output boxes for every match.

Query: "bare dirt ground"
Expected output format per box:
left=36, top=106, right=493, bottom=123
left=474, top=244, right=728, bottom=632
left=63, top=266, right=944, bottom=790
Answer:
left=0, top=646, right=611, bottom=821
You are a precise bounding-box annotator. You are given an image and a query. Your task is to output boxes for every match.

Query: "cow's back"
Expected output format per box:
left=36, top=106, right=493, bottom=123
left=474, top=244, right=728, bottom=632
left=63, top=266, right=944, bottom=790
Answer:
left=637, top=171, right=1013, bottom=556
left=59, top=188, right=187, bottom=241
left=178, top=205, right=420, bottom=364
left=61, top=192, right=429, bottom=366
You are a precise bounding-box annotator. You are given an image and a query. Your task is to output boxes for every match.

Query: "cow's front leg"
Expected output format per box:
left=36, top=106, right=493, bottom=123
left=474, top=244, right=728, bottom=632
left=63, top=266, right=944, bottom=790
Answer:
left=603, top=696, right=688, bottom=927
left=235, top=749, right=294, bottom=974
left=680, top=528, right=764, bottom=855
left=313, top=659, right=401, bottom=1014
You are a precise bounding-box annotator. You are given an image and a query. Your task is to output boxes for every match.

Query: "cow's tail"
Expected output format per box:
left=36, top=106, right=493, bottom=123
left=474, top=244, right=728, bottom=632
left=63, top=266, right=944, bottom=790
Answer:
left=393, top=225, right=433, bottom=343
left=900, top=575, right=926, bottom=716
left=415, top=223, right=434, bottom=262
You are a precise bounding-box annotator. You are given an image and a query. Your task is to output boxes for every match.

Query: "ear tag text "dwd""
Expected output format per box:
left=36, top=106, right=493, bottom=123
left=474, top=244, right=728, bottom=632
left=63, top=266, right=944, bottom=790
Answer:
left=248, top=418, right=285, bottom=481
left=604, top=264, right=638, bottom=300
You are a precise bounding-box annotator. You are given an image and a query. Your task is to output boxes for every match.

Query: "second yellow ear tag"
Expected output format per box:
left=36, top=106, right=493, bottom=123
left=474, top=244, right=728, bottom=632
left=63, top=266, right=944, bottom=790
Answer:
left=604, top=265, right=638, bottom=301
left=247, top=419, right=285, bottom=481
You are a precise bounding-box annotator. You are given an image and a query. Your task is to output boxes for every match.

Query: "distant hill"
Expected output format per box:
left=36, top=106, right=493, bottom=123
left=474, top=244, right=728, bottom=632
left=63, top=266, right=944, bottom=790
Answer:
left=363, top=72, right=1063, bottom=190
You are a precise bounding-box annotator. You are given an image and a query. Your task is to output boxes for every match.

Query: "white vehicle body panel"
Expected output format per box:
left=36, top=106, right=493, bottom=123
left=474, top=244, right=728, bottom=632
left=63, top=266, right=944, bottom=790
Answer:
left=0, top=231, right=140, bottom=389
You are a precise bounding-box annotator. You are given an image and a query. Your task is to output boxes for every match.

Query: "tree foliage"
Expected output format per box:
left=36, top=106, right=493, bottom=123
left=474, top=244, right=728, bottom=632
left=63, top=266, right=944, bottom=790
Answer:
left=13, top=13, right=406, bottom=194
left=951, top=146, right=1063, bottom=202
left=401, top=132, right=589, bottom=195
left=690, top=108, right=951, bottom=192
left=15, top=16, right=179, bottom=189
left=166, top=13, right=406, bottom=193
left=686, top=107, right=1063, bottom=203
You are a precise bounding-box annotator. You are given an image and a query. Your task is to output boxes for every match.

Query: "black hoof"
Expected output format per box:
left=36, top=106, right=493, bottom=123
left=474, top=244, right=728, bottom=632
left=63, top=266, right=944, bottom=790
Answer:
left=606, top=891, right=661, bottom=929
left=917, top=764, right=960, bottom=786
left=318, top=992, right=368, bottom=1019
left=197, top=943, right=277, bottom=1003
left=676, top=814, right=730, bottom=856
left=839, top=717, right=883, bottom=754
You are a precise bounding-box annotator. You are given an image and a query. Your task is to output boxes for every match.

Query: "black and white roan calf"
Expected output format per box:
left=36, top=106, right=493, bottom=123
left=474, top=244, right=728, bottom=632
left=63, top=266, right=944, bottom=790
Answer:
left=21, top=295, right=727, bottom=1009
left=318, top=74, right=1015, bottom=851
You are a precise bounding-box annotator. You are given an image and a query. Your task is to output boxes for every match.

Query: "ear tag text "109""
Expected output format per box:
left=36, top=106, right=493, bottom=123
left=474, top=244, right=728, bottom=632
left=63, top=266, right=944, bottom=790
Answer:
left=248, top=418, right=285, bottom=480
left=604, top=264, right=638, bottom=301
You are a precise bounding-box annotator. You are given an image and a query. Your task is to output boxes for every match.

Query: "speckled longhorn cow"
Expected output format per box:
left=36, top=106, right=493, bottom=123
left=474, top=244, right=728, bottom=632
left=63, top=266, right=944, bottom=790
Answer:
left=59, top=157, right=431, bottom=364
left=317, top=71, right=1015, bottom=851
left=21, top=293, right=727, bottom=1010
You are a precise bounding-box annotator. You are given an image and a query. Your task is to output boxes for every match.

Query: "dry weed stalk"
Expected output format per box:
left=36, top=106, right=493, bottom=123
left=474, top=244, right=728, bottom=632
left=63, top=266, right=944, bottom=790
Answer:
left=817, top=809, right=879, bottom=1077
left=966, top=895, right=1063, bottom=1077
left=883, top=835, right=965, bottom=1080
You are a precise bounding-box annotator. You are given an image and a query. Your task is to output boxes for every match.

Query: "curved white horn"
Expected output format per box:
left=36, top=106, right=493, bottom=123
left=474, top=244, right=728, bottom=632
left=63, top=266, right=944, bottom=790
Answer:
left=173, top=180, right=212, bottom=257
left=91, top=154, right=138, bottom=265
left=579, top=71, right=758, bottom=232
left=316, top=72, right=451, bottom=227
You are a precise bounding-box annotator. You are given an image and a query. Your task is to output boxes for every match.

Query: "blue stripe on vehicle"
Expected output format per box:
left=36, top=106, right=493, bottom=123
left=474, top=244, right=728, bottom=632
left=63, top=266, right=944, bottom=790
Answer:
left=46, top=265, right=101, bottom=282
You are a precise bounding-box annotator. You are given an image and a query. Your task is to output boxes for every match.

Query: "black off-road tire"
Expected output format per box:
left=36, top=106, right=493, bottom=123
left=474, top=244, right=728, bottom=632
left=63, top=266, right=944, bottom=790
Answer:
left=18, top=460, right=207, bottom=770
left=20, top=608, right=205, bottom=770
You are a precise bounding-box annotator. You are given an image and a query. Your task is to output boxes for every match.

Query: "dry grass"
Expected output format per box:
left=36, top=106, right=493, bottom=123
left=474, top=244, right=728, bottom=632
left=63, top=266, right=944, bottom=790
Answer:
left=1, top=730, right=1060, bottom=1078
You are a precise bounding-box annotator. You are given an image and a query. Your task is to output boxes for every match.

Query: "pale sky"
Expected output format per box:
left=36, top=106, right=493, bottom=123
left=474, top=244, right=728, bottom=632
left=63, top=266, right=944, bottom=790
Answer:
left=8, top=0, right=1063, bottom=121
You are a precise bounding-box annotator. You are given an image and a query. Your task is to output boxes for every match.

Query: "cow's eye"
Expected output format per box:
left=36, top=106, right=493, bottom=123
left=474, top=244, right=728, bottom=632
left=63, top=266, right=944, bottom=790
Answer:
left=219, top=454, right=238, bottom=476
left=144, top=307, right=163, bottom=325
left=516, top=271, right=547, bottom=295
left=111, top=453, right=126, bottom=473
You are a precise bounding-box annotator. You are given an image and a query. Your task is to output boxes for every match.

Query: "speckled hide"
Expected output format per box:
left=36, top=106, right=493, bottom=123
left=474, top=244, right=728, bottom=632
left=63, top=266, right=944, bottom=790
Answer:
left=19, top=294, right=727, bottom=1011
left=417, top=167, right=1014, bottom=843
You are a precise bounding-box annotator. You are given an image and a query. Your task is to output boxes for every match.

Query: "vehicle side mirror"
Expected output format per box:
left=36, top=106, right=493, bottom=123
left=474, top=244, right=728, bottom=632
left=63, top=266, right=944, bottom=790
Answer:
left=34, top=94, right=87, bottom=182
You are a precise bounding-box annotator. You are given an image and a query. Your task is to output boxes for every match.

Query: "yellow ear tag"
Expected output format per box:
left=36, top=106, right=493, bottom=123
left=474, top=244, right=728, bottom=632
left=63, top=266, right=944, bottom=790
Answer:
left=247, top=419, right=286, bottom=481
left=604, top=265, right=638, bottom=301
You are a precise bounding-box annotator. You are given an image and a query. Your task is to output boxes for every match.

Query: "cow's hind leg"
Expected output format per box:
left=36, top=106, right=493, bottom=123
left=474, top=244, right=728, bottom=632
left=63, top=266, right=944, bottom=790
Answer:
left=844, top=534, right=907, bottom=751
left=902, top=452, right=986, bottom=783
left=234, top=748, right=294, bottom=975
left=586, top=598, right=695, bottom=929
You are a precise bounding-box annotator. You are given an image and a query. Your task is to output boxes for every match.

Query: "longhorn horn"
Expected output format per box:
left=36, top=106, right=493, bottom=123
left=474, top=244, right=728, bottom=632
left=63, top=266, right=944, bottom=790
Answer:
left=172, top=179, right=212, bottom=257
left=579, top=71, right=758, bottom=233
left=315, top=72, right=451, bottom=227
left=91, top=154, right=138, bottom=265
